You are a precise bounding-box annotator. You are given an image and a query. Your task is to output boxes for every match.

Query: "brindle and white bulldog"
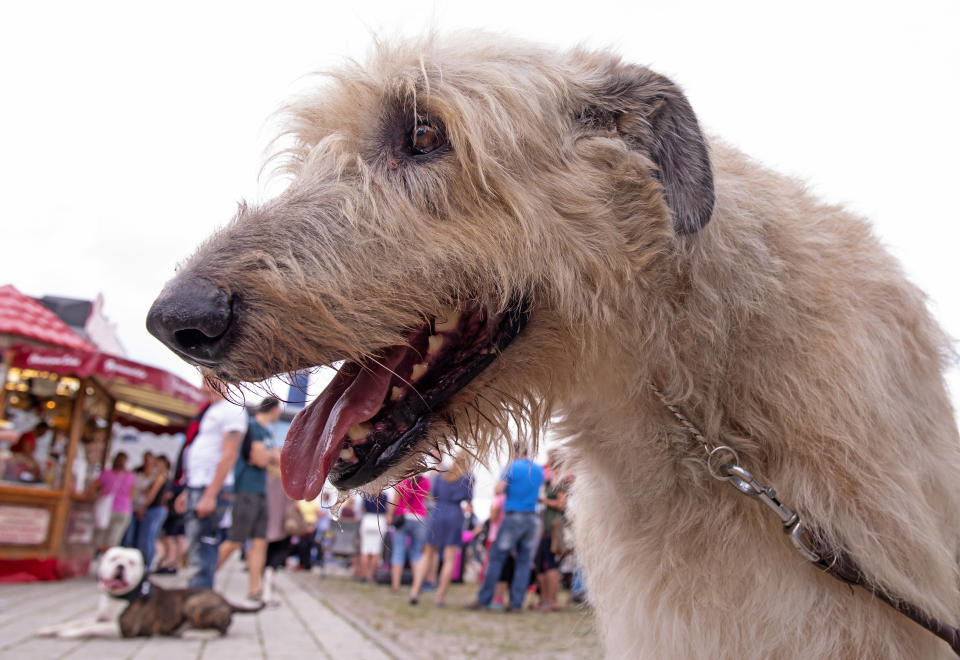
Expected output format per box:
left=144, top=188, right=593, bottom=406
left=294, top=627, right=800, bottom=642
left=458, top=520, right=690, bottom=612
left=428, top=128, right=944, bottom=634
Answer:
left=37, top=547, right=263, bottom=639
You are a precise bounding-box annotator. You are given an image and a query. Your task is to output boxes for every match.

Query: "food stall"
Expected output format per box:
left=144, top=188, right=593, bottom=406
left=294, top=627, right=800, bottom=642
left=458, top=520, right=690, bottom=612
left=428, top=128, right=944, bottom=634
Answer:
left=0, top=344, right=204, bottom=581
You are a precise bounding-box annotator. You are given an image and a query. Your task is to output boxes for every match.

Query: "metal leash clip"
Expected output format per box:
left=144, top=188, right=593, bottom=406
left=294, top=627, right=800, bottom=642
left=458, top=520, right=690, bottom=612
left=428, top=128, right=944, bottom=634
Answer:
left=651, top=386, right=960, bottom=656
left=708, top=447, right=821, bottom=563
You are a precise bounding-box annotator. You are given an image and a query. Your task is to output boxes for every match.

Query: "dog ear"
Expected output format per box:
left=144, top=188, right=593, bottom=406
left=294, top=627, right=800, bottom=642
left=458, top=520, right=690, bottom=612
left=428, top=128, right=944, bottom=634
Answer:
left=581, top=64, right=715, bottom=234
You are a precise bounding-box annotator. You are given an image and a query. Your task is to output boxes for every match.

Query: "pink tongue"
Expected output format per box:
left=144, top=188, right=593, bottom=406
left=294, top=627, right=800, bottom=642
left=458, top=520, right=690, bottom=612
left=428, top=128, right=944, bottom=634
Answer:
left=281, top=346, right=409, bottom=500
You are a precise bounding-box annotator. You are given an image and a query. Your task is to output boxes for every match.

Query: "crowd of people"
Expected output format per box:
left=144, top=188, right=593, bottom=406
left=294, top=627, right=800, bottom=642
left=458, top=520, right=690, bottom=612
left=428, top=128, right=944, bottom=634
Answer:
left=89, top=450, right=172, bottom=573
left=87, top=381, right=586, bottom=612
left=89, top=384, right=330, bottom=601
left=352, top=447, right=584, bottom=612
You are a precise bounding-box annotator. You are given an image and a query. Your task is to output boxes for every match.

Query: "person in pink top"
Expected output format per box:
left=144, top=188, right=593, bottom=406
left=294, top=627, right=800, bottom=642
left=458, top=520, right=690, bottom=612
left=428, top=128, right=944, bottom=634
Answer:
left=92, top=452, right=136, bottom=550
left=387, top=475, right=430, bottom=592
left=488, top=493, right=507, bottom=543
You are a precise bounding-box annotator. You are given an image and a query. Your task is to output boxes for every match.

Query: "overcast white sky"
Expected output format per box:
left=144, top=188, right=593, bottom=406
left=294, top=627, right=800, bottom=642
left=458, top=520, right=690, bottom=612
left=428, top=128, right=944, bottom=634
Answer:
left=3, top=1, right=958, bottom=421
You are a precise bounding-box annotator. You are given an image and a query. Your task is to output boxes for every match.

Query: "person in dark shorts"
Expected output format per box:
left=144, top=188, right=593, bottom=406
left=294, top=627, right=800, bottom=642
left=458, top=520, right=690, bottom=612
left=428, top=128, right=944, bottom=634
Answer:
left=409, top=455, right=474, bottom=606
left=155, top=400, right=210, bottom=575
left=155, top=480, right=186, bottom=574
left=216, top=397, right=282, bottom=600
left=534, top=451, right=568, bottom=611
left=135, top=455, right=170, bottom=572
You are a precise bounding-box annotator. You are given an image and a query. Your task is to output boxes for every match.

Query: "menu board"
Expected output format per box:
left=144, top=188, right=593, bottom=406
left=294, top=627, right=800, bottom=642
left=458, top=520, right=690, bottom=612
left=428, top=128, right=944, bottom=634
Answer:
left=0, top=505, right=51, bottom=545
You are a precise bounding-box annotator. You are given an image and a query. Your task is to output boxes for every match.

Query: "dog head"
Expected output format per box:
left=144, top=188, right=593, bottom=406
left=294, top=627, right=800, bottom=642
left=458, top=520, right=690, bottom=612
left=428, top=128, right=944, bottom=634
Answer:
left=146, top=34, right=714, bottom=497
left=98, top=547, right=145, bottom=597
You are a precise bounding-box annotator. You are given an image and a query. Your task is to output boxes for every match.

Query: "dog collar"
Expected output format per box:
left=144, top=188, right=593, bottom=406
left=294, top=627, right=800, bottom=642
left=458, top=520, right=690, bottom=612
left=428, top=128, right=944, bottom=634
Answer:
left=115, top=577, right=153, bottom=604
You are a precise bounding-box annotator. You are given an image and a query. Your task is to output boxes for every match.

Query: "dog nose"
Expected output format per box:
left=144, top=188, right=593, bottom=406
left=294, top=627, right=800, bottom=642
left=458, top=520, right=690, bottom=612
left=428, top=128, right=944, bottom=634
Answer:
left=146, top=277, right=233, bottom=365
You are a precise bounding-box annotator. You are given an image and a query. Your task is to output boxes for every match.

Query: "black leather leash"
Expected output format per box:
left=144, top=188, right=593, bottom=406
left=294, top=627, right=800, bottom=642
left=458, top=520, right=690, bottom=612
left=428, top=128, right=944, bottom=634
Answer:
left=651, top=384, right=960, bottom=656
left=813, top=542, right=960, bottom=655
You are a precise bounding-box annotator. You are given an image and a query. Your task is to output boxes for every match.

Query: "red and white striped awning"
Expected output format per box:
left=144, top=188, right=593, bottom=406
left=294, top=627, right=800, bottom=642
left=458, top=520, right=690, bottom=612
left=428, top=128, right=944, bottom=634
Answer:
left=0, top=284, right=94, bottom=351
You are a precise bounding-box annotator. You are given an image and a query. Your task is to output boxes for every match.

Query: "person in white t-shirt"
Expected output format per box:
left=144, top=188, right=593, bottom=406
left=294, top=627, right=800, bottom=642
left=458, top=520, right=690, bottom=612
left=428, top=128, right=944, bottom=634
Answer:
left=175, top=381, right=248, bottom=588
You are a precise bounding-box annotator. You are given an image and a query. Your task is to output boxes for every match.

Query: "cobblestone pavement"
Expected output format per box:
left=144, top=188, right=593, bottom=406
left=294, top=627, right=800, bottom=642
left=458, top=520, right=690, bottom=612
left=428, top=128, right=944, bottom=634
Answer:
left=0, top=557, right=395, bottom=660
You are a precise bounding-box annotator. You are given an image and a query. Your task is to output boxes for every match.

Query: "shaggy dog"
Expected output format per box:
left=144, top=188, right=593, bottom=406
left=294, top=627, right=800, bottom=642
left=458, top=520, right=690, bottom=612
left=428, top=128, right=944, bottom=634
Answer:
left=37, top=547, right=262, bottom=638
left=146, top=34, right=960, bottom=658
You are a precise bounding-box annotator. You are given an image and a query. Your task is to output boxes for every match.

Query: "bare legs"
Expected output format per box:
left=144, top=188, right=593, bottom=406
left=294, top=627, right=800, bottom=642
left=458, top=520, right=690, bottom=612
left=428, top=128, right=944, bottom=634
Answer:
left=538, top=568, right=560, bottom=610
left=435, top=545, right=459, bottom=605
left=390, top=562, right=404, bottom=592
left=217, top=540, right=242, bottom=569
left=246, top=538, right=267, bottom=596
left=360, top=553, right=378, bottom=581
left=157, top=535, right=183, bottom=570
left=409, top=544, right=438, bottom=602
left=410, top=544, right=459, bottom=605
left=217, top=538, right=267, bottom=597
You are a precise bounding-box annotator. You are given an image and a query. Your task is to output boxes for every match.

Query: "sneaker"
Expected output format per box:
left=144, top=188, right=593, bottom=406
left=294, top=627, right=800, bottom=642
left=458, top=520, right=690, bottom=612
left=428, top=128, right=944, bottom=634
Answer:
left=488, top=602, right=505, bottom=611
left=421, top=582, right=436, bottom=592
left=408, top=594, right=419, bottom=605
left=463, top=601, right=486, bottom=610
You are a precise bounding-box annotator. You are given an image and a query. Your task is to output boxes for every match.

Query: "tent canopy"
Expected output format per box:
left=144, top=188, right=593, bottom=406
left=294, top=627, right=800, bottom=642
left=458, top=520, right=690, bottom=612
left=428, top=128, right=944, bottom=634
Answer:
left=7, top=344, right=205, bottom=432
left=0, top=285, right=94, bottom=351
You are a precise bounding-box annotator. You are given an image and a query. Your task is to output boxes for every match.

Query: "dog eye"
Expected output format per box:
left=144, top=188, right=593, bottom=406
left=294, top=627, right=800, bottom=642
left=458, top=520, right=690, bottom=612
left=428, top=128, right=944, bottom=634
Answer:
left=410, top=124, right=442, bottom=154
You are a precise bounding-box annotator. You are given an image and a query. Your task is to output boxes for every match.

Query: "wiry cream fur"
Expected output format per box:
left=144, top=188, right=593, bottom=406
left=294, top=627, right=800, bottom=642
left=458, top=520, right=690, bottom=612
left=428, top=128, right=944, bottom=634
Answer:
left=565, top=142, right=960, bottom=657
left=160, top=33, right=960, bottom=658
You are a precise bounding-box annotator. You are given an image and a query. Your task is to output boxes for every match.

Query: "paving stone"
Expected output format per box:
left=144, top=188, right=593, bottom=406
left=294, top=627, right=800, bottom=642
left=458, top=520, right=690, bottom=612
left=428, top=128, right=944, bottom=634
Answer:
left=0, top=555, right=392, bottom=660
left=0, top=636, right=86, bottom=660
left=130, top=636, right=204, bottom=660
left=275, top=572, right=391, bottom=660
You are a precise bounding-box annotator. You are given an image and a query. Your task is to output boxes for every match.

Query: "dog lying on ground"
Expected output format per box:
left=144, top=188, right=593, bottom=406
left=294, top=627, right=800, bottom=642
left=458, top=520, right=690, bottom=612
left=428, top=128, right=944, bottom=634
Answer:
left=37, top=547, right=263, bottom=638
left=146, top=33, right=960, bottom=658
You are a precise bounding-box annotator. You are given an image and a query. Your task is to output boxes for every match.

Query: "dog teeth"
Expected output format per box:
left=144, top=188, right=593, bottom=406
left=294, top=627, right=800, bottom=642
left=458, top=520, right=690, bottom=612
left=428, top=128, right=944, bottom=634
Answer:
left=339, top=446, right=356, bottom=461
left=390, top=386, right=404, bottom=401
left=427, top=335, right=444, bottom=355
left=347, top=424, right=370, bottom=441
left=434, top=310, right=461, bottom=333
left=411, top=363, right=428, bottom=382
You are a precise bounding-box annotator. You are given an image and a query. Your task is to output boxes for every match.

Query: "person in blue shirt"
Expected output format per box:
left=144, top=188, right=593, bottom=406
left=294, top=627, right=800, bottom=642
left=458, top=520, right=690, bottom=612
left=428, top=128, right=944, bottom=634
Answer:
left=467, top=449, right=544, bottom=611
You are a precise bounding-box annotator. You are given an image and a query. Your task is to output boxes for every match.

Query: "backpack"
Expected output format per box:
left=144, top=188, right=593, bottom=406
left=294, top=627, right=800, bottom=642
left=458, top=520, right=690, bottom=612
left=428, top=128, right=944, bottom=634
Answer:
left=234, top=416, right=257, bottom=483
left=240, top=418, right=255, bottom=463
left=172, top=402, right=210, bottom=486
